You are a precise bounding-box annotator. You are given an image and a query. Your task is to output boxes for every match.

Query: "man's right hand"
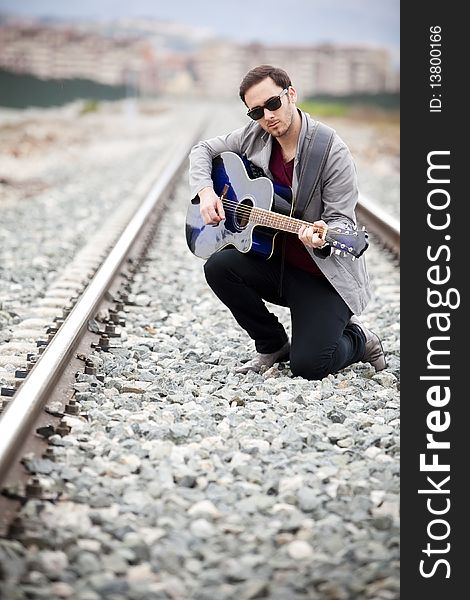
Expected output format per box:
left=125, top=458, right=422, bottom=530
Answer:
left=199, top=187, right=226, bottom=225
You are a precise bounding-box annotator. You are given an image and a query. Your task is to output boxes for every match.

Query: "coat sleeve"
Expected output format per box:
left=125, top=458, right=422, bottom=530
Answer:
left=320, top=135, right=359, bottom=231
left=188, top=123, right=254, bottom=200
left=310, top=134, right=360, bottom=259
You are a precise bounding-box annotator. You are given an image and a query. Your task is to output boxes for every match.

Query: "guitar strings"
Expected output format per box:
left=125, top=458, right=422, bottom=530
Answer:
left=217, top=198, right=360, bottom=238
left=214, top=198, right=361, bottom=254
left=218, top=198, right=323, bottom=232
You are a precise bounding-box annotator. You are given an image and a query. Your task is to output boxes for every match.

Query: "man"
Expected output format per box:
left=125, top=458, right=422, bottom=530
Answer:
left=189, top=65, right=385, bottom=380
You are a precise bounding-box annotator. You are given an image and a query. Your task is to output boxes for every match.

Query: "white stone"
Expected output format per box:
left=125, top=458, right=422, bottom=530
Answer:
left=287, top=540, right=314, bottom=560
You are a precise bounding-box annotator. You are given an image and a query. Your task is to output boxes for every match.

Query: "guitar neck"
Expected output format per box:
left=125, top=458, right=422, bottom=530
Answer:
left=250, top=206, right=326, bottom=236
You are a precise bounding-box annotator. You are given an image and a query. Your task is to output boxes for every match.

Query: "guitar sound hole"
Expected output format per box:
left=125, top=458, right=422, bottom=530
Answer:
left=234, top=198, right=253, bottom=229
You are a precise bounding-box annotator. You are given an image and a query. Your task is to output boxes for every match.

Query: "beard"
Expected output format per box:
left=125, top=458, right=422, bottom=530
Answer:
left=265, top=103, right=294, bottom=138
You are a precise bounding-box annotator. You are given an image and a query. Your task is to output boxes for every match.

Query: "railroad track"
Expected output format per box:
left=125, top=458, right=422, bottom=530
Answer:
left=358, top=194, right=400, bottom=259
left=0, top=142, right=399, bottom=538
left=0, top=139, right=400, bottom=598
left=0, top=125, right=206, bottom=531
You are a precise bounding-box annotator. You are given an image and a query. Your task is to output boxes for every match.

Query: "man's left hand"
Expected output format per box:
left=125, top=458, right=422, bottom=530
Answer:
left=298, top=220, right=327, bottom=249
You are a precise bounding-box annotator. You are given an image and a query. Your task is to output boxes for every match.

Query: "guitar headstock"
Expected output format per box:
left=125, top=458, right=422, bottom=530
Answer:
left=325, top=226, right=369, bottom=259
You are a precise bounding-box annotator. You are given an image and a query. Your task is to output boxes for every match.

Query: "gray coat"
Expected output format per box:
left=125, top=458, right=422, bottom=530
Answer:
left=188, top=109, right=371, bottom=315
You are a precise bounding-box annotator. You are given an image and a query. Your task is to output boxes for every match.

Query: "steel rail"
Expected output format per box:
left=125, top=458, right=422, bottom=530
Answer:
left=0, top=129, right=203, bottom=484
left=357, top=194, right=400, bottom=258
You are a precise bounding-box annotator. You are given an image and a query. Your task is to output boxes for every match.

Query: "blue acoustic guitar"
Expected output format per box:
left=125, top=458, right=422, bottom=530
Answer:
left=186, top=151, right=368, bottom=260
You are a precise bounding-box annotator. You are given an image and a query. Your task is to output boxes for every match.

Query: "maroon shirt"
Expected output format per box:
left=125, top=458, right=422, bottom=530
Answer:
left=269, top=140, right=323, bottom=276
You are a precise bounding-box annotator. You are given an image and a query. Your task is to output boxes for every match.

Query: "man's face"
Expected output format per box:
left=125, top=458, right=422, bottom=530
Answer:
left=244, top=77, right=297, bottom=138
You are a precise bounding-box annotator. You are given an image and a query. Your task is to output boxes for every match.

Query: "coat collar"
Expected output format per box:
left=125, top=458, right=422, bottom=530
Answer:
left=256, top=109, right=317, bottom=188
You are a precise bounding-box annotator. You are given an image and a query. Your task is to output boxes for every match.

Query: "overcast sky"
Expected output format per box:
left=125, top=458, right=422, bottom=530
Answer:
left=0, top=0, right=400, bottom=65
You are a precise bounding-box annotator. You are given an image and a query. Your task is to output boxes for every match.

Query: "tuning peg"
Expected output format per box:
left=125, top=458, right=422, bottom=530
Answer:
left=351, top=257, right=356, bottom=261
left=342, top=252, right=347, bottom=257
left=361, top=226, right=366, bottom=231
left=335, top=249, right=341, bottom=255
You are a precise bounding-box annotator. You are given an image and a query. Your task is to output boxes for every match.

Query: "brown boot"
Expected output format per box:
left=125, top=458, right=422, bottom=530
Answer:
left=235, top=341, right=290, bottom=374
left=349, top=316, right=386, bottom=372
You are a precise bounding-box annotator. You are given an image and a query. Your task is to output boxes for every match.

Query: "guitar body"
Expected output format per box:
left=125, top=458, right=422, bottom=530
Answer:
left=186, top=152, right=292, bottom=259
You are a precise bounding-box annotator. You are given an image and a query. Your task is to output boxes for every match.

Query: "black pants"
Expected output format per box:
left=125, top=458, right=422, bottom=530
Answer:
left=204, top=248, right=365, bottom=381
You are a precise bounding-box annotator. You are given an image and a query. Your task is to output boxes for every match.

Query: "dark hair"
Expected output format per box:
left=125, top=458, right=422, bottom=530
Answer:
left=239, top=65, right=292, bottom=104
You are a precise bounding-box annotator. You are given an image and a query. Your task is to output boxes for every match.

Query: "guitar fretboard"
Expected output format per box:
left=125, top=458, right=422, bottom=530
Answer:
left=250, top=206, right=326, bottom=236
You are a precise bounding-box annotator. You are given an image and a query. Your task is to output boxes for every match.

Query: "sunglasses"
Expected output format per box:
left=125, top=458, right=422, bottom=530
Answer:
left=246, top=88, right=289, bottom=120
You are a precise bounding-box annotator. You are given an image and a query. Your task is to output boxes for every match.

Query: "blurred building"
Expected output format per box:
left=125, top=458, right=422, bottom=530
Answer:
left=0, top=20, right=160, bottom=95
left=0, top=19, right=399, bottom=98
left=195, top=41, right=398, bottom=99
